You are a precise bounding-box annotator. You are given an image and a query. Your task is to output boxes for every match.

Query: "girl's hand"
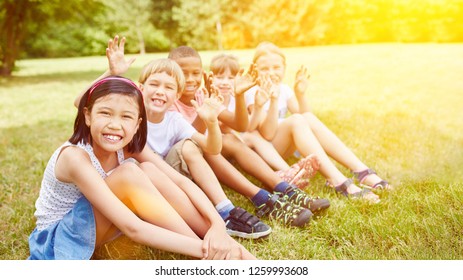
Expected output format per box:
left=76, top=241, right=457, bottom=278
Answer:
left=294, top=65, right=310, bottom=97
left=202, top=224, right=243, bottom=260
left=106, top=35, right=136, bottom=76
left=191, top=86, right=224, bottom=124
left=254, top=74, right=273, bottom=107
left=234, top=64, right=258, bottom=96
left=203, top=71, right=214, bottom=97
left=270, top=81, right=280, bottom=101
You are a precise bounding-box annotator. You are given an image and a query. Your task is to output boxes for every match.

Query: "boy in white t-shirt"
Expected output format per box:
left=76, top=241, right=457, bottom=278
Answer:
left=138, top=58, right=272, bottom=239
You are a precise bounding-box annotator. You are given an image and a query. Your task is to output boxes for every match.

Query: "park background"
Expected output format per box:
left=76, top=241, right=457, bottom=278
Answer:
left=0, top=0, right=462, bottom=260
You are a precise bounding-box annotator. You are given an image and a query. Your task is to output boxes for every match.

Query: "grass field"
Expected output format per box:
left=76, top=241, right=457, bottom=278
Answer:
left=1, top=43, right=462, bottom=260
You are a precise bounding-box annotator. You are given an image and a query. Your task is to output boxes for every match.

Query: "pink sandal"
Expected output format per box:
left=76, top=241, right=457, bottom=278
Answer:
left=276, top=155, right=320, bottom=189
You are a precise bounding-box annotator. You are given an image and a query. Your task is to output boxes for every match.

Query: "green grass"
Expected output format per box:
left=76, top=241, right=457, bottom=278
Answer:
left=1, top=43, right=462, bottom=260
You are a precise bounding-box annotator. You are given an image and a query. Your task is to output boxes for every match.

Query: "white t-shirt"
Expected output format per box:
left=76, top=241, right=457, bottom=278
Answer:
left=244, top=83, right=294, bottom=120
left=147, top=111, right=197, bottom=158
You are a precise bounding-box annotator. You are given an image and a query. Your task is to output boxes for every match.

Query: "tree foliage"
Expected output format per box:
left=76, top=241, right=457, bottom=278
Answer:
left=1, top=0, right=462, bottom=76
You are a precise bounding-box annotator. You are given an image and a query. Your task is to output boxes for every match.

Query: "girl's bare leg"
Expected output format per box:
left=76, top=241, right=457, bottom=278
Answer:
left=271, top=114, right=379, bottom=201
left=93, top=162, right=199, bottom=248
left=302, top=112, right=388, bottom=187
left=241, top=131, right=290, bottom=171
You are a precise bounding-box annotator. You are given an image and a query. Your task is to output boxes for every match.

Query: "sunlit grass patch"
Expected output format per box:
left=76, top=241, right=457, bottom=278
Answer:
left=1, top=43, right=462, bottom=260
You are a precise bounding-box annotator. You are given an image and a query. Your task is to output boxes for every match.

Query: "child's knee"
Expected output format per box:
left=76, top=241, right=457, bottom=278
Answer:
left=138, top=162, right=156, bottom=173
left=302, top=111, right=319, bottom=123
left=181, top=139, right=202, bottom=160
left=114, top=161, right=143, bottom=177
left=286, top=113, right=307, bottom=130
left=223, top=133, right=246, bottom=150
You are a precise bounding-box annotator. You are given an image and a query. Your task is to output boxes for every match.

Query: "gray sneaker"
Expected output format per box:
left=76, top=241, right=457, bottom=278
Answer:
left=225, top=207, right=272, bottom=239
left=276, top=185, right=330, bottom=213
left=256, top=194, right=312, bottom=227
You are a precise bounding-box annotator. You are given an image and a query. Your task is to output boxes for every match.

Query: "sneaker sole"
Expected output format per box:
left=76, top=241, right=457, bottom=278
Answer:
left=310, top=201, right=331, bottom=213
left=291, top=209, right=313, bottom=227
left=226, top=227, right=272, bottom=239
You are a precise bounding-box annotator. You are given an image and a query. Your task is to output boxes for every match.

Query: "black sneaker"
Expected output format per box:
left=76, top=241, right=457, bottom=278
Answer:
left=256, top=194, right=312, bottom=227
left=224, top=207, right=272, bottom=239
left=277, top=185, right=330, bottom=213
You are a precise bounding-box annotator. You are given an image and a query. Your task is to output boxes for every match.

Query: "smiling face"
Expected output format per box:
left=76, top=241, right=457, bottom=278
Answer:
left=139, top=71, right=178, bottom=122
left=255, top=52, right=286, bottom=84
left=84, top=94, right=141, bottom=155
left=174, top=56, right=203, bottom=102
left=213, top=67, right=235, bottom=97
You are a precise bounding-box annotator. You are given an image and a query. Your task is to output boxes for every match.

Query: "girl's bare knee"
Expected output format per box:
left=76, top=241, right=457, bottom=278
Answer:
left=302, top=111, right=319, bottom=123
left=138, top=161, right=156, bottom=173
left=111, top=161, right=142, bottom=178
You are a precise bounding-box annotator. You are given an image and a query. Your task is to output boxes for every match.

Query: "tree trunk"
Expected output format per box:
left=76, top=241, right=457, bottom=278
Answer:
left=0, top=1, right=28, bottom=76
left=136, top=27, right=146, bottom=55
left=216, top=20, right=223, bottom=51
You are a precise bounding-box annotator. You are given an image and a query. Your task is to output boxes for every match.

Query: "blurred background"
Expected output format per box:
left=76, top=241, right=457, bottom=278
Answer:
left=1, top=0, right=462, bottom=76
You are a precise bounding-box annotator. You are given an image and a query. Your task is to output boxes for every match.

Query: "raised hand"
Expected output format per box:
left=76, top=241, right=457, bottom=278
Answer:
left=106, top=35, right=136, bottom=76
left=191, top=86, right=224, bottom=124
left=234, top=63, right=258, bottom=96
left=254, top=73, right=272, bottom=108
left=294, top=65, right=310, bottom=96
left=203, top=71, right=214, bottom=97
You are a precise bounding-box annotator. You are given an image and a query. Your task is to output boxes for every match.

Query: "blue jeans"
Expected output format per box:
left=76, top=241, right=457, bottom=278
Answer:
left=28, top=196, right=96, bottom=260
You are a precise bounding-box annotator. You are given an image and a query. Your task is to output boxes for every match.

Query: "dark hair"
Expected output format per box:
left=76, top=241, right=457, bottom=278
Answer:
left=69, top=76, right=147, bottom=153
left=168, top=46, right=202, bottom=63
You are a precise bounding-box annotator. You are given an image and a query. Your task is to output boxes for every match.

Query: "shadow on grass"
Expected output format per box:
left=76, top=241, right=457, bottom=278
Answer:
left=0, top=68, right=144, bottom=88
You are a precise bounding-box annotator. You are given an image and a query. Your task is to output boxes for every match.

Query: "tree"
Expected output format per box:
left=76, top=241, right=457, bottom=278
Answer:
left=102, top=0, right=168, bottom=54
left=0, top=0, right=104, bottom=76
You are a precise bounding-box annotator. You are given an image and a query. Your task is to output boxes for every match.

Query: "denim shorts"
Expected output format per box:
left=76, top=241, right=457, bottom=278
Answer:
left=28, top=196, right=96, bottom=260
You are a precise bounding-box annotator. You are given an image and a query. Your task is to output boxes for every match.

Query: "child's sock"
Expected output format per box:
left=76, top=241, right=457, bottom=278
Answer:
left=274, top=181, right=295, bottom=197
left=251, top=189, right=272, bottom=208
left=215, top=199, right=235, bottom=220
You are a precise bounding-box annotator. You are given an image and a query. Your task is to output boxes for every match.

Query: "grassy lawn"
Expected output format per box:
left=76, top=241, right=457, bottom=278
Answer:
left=1, top=43, right=462, bottom=260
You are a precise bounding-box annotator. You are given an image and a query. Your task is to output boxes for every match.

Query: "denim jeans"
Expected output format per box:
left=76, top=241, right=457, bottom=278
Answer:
left=28, top=196, right=96, bottom=260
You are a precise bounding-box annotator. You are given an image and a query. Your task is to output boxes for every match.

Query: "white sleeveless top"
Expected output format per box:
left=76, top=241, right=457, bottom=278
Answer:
left=34, top=141, right=125, bottom=230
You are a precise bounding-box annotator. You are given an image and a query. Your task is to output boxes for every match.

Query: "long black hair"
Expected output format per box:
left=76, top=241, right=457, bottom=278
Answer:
left=69, top=76, right=147, bottom=153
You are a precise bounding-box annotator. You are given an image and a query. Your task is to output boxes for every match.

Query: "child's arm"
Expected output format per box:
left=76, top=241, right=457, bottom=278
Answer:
left=288, top=65, right=311, bottom=114
left=55, top=146, right=207, bottom=259
left=247, top=75, right=279, bottom=140
left=190, top=87, right=209, bottom=134
left=133, top=146, right=244, bottom=257
left=217, top=65, right=258, bottom=132
left=190, top=95, right=224, bottom=154
left=73, top=35, right=136, bottom=108
left=257, top=82, right=280, bottom=140
left=247, top=88, right=268, bottom=132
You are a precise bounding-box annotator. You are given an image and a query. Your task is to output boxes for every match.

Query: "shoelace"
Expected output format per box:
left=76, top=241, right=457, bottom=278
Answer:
left=281, top=186, right=319, bottom=209
left=257, top=194, right=304, bottom=225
